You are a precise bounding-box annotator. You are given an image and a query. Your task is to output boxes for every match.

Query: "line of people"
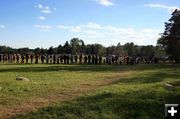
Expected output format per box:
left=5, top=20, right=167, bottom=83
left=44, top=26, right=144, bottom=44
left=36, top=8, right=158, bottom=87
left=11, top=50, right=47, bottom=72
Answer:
left=0, top=54, right=106, bottom=64
left=0, top=53, right=159, bottom=65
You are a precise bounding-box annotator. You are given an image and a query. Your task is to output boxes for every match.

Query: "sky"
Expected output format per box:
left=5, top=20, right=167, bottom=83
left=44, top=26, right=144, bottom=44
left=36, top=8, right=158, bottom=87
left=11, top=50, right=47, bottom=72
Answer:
left=0, top=0, right=179, bottom=48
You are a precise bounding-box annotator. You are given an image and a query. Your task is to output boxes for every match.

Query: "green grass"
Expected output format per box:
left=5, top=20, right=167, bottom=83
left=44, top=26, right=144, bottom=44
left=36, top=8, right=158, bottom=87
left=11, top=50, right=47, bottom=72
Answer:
left=0, top=63, right=179, bottom=119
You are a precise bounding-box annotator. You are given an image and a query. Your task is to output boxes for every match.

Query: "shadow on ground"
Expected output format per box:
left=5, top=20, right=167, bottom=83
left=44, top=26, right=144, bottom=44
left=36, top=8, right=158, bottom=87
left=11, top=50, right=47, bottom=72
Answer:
left=12, top=87, right=180, bottom=119
left=111, top=70, right=180, bottom=84
left=0, top=64, right=179, bottom=73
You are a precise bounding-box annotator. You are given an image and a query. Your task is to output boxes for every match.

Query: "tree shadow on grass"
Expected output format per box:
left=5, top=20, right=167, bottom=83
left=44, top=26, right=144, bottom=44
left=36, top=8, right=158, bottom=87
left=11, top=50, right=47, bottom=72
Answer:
left=111, top=71, right=180, bottom=84
left=12, top=87, right=180, bottom=119
left=0, top=64, right=178, bottom=73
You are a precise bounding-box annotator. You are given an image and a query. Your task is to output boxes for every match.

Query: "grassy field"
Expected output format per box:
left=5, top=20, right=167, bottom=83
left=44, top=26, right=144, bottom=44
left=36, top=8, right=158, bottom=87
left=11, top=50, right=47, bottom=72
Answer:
left=0, top=63, right=179, bottom=119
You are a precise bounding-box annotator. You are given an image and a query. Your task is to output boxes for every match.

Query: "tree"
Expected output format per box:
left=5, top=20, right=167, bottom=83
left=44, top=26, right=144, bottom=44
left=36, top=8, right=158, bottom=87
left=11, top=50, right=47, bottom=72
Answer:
left=115, top=43, right=124, bottom=56
left=34, top=48, right=41, bottom=54
left=154, top=46, right=166, bottom=58
left=123, top=42, right=138, bottom=56
left=90, top=44, right=105, bottom=55
left=17, top=47, right=29, bottom=54
left=139, top=45, right=155, bottom=57
left=85, top=44, right=92, bottom=54
left=158, top=9, right=180, bottom=63
left=70, top=38, right=85, bottom=54
left=57, top=44, right=63, bottom=54
left=106, top=45, right=116, bottom=55
left=47, top=46, right=54, bottom=54
left=40, top=48, right=46, bottom=54
left=63, top=41, right=71, bottom=54
left=0, top=46, right=9, bottom=54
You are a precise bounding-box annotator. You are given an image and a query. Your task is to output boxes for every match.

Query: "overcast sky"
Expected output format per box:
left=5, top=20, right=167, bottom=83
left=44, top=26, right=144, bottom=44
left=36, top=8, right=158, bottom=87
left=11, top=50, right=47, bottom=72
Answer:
left=0, top=0, right=179, bottom=48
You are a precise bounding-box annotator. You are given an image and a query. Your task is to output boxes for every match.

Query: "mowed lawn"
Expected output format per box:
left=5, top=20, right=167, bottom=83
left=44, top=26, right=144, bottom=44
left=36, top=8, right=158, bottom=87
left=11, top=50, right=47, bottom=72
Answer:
left=0, top=63, right=179, bottom=119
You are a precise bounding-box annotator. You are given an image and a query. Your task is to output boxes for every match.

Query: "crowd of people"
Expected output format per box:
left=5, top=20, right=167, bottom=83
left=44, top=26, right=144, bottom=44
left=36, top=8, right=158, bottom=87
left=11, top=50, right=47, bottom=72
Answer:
left=0, top=53, right=159, bottom=65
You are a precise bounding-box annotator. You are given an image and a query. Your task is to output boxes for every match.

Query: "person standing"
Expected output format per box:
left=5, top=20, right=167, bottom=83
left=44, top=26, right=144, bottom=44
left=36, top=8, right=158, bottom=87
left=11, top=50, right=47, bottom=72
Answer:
left=67, top=54, right=70, bottom=64
left=112, top=56, right=115, bottom=64
left=95, top=55, right=98, bottom=64
left=60, top=55, right=63, bottom=64
left=53, top=54, right=56, bottom=64
left=70, top=55, right=74, bottom=64
left=35, top=54, right=38, bottom=64
left=98, top=55, right=102, bottom=64
left=10, top=53, right=13, bottom=63
left=115, top=56, right=118, bottom=64
left=92, top=55, right=95, bottom=64
left=46, top=54, right=49, bottom=64
left=57, top=55, right=60, bottom=64
left=64, top=54, right=67, bottom=64
left=13, top=54, right=16, bottom=62
left=26, top=54, right=29, bottom=64
left=126, top=56, right=129, bottom=65
left=74, top=55, right=78, bottom=64
left=119, top=56, right=122, bottom=65
left=79, top=54, right=83, bottom=64
left=88, top=54, right=91, bottom=64
left=30, top=54, right=34, bottom=64
left=16, top=54, right=20, bottom=63
left=21, top=54, right=25, bottom=63
left=41, top=55, right=45, bottom=64
left=7, top=54, right=10, bottom=63
left=84, top=55, right=87, bottom=64
left=50, top=55, right=53, bottom=64
left=103, top=58, right=106, bottom=64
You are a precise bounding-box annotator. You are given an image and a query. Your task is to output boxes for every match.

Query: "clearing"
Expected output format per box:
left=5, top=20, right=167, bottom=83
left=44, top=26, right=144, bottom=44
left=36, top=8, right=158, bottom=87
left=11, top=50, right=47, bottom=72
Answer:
left=0, top=63, right=179, bottom=119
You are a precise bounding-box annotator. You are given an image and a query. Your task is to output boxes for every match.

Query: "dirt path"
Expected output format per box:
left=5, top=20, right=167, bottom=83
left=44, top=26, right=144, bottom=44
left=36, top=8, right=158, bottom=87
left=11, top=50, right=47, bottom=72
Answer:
left=0, top=72, right=132, bottom=119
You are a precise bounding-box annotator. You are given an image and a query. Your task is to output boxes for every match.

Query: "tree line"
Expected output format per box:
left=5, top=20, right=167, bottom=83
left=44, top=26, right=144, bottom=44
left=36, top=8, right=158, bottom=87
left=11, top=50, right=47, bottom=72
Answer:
left=0, top=38, right=166, bottom=59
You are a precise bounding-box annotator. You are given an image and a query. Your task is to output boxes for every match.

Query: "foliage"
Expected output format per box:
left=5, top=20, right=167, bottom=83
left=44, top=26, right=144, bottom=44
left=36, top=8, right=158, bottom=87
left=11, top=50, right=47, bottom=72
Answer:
left=158, top=9, right=180, bottom=63
left=47, top=46, right=54, bottom=54
left=123, top=42, right=138, bottom=56
left=0, top=38, right=166, bottom=58
left=139, top=45, right=155, bottom=58
left=70, top=38, right=85, bottom=55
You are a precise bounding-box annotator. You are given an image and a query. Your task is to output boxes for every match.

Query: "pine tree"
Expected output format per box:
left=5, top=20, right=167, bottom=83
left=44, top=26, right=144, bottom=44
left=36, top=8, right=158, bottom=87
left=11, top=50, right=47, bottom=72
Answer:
left=158, top=9, right=180, bottom=63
